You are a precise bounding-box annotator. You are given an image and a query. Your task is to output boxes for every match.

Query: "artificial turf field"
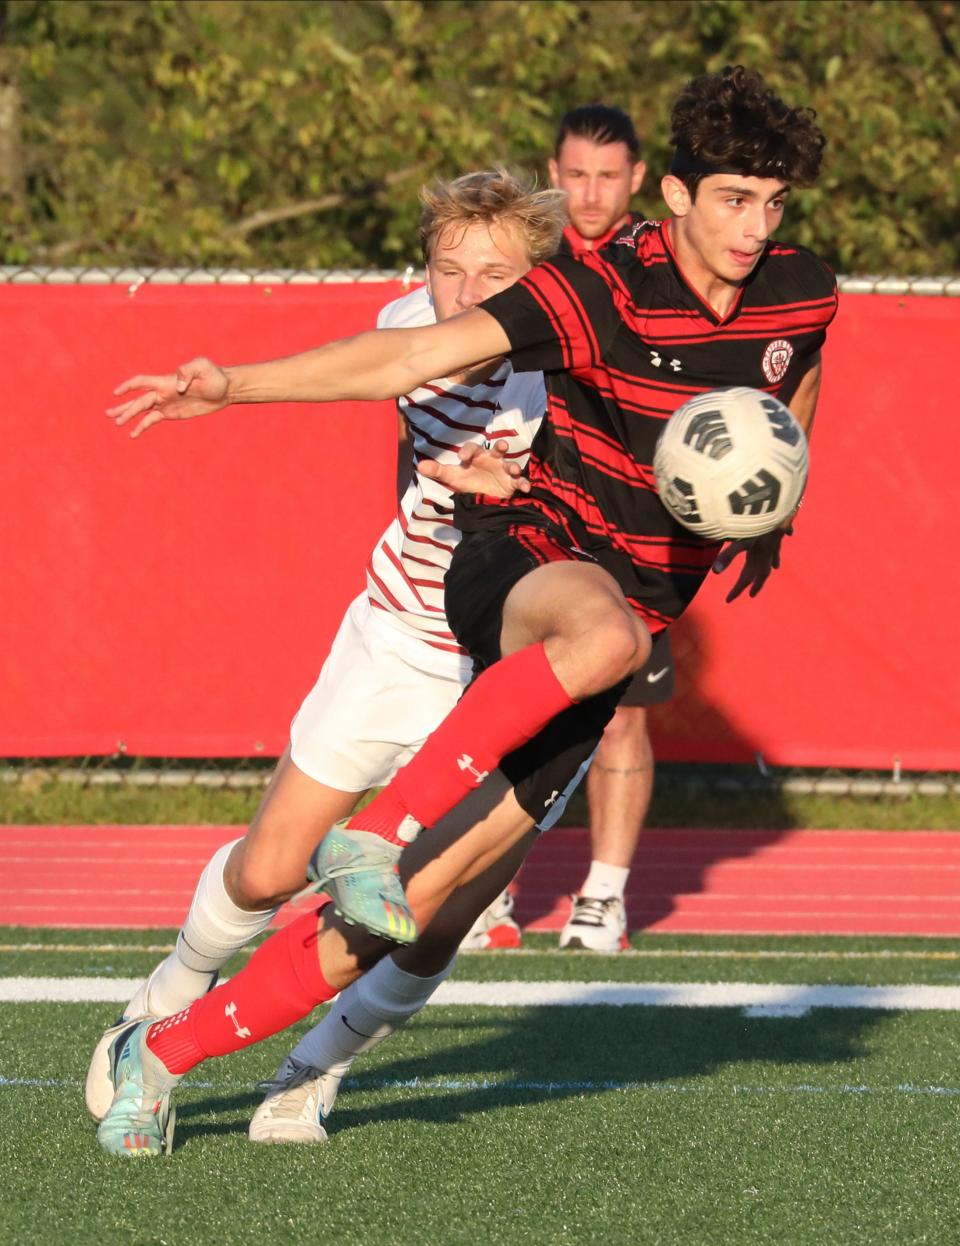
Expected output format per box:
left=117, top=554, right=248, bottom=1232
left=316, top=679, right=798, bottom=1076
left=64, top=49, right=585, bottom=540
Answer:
left=4, top=928, right=960, bottom=1245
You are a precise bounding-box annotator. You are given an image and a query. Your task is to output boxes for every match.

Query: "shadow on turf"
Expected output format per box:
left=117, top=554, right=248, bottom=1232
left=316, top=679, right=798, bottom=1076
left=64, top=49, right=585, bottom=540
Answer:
left=514, top=613, right=803, bottom=932
left=171, top=1003, right=890, bottom=1146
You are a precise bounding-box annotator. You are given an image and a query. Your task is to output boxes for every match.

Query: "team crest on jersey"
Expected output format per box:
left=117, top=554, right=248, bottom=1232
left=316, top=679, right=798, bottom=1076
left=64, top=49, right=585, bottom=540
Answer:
left=762, top=338, right=793, bottom=383
left=616, top=220, right=653, bottom=247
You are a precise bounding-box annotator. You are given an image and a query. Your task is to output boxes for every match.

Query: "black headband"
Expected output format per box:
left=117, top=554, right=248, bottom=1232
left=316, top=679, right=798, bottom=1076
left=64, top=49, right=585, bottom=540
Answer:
left=669, top=145, right=788, bottom=179
left=669, top=145, right=746, bottom=177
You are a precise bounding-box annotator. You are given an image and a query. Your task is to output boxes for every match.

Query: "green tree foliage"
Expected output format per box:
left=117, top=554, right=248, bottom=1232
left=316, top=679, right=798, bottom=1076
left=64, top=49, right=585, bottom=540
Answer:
left=1, top=0, right=957, bottom=273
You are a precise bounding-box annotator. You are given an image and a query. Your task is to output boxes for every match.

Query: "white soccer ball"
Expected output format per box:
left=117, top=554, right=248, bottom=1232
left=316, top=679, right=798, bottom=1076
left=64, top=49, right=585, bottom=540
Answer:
left=653, top=387, right=808, bottom=540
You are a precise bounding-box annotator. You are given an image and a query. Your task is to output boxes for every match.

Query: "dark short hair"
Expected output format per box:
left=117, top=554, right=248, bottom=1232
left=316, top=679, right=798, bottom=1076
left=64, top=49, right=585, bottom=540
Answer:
left=670, top=65, right=825, bottom=197
left=554, top=104, right=641, bottom=160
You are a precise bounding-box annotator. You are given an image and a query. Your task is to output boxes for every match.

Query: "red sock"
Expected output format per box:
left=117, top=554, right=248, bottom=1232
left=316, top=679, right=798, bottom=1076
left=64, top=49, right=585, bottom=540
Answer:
left=350, top=642, right=574, bottom=842
left=146, top=910, right=336, bottom=1075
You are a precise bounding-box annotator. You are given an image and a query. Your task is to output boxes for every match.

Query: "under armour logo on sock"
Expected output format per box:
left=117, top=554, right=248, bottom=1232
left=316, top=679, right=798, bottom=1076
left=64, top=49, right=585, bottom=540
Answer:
left=225, top=1001, right=251, bottom=1040
left=456, top=754, right=489, bottom=784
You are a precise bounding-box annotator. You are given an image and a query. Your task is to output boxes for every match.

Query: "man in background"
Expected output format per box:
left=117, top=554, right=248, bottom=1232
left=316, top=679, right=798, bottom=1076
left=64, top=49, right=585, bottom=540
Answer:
left=469, top=105, right=673, bottom=953
left=551, top=103, right=674, bottom=952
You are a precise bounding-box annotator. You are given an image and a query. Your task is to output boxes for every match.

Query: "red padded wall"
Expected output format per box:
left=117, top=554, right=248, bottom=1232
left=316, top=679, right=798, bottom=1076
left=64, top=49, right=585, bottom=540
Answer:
left=2, top=282, right=957, bottom=768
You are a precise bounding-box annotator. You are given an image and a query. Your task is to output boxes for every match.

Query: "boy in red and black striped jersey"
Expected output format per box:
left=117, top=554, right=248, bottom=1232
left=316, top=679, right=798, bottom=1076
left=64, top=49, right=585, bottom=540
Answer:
left=327, top=64, right=837, bottom=932
left=98, top=68, right=838, bottom=1141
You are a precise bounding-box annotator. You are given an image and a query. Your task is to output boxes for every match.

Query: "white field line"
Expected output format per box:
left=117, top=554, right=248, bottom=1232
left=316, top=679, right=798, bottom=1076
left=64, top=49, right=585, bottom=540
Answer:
left=6, top=976, right=960, bottom=1013
left=2, top=1073, right=960, bottom=1098
left=0, top=942, right=178, bottom=954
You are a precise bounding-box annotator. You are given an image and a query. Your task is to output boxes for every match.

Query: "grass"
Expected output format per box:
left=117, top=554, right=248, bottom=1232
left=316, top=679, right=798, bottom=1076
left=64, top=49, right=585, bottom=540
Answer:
left=3, top=773, right=960, bottom=828
left=3, top=762, right=957, bottom=1240
left=4, top=928, right=960, bottom=1245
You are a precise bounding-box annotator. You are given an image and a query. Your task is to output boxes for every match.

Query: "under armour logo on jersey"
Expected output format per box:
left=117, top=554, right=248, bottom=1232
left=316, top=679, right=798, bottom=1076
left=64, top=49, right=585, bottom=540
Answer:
left=225, top=1001, right=251, bottom=1040
left=669, top=358, right=682, bottom=372
left=457, top=754, right=489, bottom=784
left=650, top=350, right=682, bottom=372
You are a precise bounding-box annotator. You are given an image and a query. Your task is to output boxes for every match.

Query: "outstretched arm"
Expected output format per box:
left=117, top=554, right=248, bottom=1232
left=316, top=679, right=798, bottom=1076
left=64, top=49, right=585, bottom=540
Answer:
left=712, top=355, right=822, bottom=601
left=108, top=307, right=511, bottom=438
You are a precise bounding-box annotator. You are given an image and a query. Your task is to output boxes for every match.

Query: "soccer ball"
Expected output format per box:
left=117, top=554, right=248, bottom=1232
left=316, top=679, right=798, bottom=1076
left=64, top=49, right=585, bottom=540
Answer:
left=653, top=387, right=808, bottom=540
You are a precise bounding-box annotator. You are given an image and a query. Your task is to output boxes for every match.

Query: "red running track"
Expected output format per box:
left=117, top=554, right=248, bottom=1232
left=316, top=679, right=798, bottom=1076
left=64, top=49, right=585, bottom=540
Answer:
left=2, top=825, right=959, bottom=936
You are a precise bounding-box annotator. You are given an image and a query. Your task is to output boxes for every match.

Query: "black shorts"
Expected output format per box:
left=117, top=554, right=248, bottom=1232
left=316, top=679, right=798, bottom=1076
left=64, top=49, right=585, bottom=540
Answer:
left=445, top=529, right=633, bottom=827
left=620, top=629, right=674, bottom=707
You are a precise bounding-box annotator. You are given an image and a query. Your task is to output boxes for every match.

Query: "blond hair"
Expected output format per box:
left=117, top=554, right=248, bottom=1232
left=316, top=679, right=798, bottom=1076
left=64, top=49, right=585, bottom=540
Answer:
left=419, top=168, right=567, bottom=266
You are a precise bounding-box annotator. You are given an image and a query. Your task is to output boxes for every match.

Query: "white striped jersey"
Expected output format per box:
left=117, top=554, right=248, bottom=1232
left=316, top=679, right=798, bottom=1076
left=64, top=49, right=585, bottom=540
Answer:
left=365, top=285, right=546, bottom=676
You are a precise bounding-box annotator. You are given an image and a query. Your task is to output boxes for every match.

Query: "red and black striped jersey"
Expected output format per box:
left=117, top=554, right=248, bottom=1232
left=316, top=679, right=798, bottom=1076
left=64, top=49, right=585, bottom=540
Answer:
left=558, top=212, right=643, bottom=259
left=457, top=219, right=838, bottom=632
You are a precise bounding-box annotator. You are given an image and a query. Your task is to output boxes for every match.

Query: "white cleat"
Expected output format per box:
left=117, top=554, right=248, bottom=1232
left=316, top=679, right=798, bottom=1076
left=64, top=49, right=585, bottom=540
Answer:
left=460, top=888, right=522, bottom=951
left=558, top=895, right=629, bottom=953
left=86, top=1015, right=153, bottom=1122
left=96, top=1021, right=180, bottom=1158
left=85, top=966, right=164, bottom=1122
left=85, top=966, right=216, bottom=1121
left=248, top=1056, right=343, bottom=1145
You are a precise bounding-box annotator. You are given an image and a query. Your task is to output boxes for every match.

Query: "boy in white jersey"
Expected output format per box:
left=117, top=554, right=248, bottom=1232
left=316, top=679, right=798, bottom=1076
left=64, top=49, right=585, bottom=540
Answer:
left=85, top=171, right=567, bottom=1133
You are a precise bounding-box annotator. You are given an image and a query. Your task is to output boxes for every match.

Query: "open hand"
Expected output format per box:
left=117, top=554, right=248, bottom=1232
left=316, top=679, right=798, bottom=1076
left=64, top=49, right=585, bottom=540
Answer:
left=712, top=523, right=793, bottom=602
left=417, top=439, right=531, bottom=499
left=106, top=357, right=231, bottom=438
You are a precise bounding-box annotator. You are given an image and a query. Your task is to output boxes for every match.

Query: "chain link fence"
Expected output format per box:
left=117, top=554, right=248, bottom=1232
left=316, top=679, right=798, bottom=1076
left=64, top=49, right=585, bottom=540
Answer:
left=3, top=266, right=960, bottom=296
left=0, top=264, right=421, bottom=288
left=5, top=265, right=957, bottom=800
left=1, top=755, right=957, bottom=798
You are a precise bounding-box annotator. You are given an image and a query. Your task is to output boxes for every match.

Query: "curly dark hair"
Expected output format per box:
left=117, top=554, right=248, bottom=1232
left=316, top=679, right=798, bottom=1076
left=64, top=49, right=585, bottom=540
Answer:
left=670, top=65, right=825, bottom=192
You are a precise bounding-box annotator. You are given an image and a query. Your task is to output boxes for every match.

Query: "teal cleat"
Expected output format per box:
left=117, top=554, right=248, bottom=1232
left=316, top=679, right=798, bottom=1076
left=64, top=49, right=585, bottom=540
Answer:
left=86, top=968, right=217, bottom=1122
left=86, top=1013, right=155, bottom=1123
left=307, top=820, right=418, bottom=944
left=96, top=1021, right=179, bottom=1158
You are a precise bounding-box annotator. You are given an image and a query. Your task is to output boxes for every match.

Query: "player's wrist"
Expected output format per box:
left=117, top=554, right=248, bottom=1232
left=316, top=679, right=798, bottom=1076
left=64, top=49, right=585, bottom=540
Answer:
left=221, top=364, right=257, bottom=405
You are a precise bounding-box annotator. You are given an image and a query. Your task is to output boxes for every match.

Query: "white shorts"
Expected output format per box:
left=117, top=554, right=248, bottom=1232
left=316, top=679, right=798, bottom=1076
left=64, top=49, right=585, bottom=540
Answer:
left=290, top=594, right=467, bottom=793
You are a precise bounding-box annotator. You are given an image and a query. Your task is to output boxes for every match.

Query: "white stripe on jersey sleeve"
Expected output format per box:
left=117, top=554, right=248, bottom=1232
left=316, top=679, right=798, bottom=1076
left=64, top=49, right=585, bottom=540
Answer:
left=377, top=283, right=434, bottom=329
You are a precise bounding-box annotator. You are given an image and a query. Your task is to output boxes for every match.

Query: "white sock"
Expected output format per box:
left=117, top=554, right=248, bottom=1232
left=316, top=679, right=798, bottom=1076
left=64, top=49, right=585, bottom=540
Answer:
left=288, top=954, right=455, bottom=1075
left=127, top=838, right=277, bottom=1017
left=580, top=860, right=630, bottom=902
